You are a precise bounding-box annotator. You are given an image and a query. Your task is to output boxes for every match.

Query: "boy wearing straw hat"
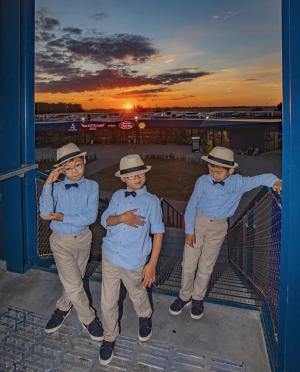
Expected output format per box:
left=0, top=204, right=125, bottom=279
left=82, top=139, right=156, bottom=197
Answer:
left=99, top=154, right=164, bottom=365
left=39, top=143, right=103, bottom=341
left=169, top=146, right=282, bottom=320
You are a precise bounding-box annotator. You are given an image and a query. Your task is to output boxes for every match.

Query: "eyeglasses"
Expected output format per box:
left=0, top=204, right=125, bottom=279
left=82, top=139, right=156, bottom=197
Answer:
left=63, top=162, right=84, bottom=173
left=125, top=173, right=145, bottom=180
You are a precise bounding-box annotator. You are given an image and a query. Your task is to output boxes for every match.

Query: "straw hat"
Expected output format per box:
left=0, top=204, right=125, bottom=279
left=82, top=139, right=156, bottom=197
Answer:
left=201, top=146, right=238, bottom=168
left=115, top=154, right=151, bottom=177
left=54, top=143, right=87, bottom=167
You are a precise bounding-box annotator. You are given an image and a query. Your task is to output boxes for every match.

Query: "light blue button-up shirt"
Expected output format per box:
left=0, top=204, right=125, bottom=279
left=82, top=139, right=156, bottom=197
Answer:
left=39, top=177, right=99, bottom=235
left=185, top=173, right=279, bottom=234
left=101, top=186, right=165, bottom=270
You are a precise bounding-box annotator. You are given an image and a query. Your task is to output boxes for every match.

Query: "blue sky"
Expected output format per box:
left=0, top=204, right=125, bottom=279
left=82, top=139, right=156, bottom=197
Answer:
left=35, top=0, right=282, bottom=108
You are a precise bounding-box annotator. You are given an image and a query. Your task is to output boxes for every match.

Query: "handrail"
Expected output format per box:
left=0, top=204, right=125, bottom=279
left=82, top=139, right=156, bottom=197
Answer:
left=228, top=188, right=281, bottom=337
left=230, top=186, right=281, bottom=229
left=160, top=198, right=184, bottom=228
left=0, top=164, right=38, bottom=181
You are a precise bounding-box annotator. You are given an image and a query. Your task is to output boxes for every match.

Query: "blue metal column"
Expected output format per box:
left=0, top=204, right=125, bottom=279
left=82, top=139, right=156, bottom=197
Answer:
left=278, top=0, right=300, bottom=370
left=20, top=0, right=37, bottom=268
left=0, top=0, right=23, bottom=272
left=0, top=0, right=36, bottom=272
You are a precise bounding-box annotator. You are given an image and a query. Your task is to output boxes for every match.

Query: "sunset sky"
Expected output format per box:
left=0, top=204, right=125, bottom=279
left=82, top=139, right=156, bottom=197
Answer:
left=35, top=0, right=282, bottom=109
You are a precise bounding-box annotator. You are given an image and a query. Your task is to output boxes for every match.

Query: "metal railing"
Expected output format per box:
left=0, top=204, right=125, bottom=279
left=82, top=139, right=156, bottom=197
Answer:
left=160, top=198, right=184, bottom=228
left=228, top=187, right=281, bottom=336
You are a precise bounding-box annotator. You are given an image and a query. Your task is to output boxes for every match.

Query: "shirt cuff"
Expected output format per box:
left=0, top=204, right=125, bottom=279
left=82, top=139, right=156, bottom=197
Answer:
left=150, top=223, right=165, bottom=234
left=43, top=184, right=53, bottom=193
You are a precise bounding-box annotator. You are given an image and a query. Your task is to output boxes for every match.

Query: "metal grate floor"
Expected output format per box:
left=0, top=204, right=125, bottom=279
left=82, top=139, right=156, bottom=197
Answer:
left=0, top=306, right=246, bottom=371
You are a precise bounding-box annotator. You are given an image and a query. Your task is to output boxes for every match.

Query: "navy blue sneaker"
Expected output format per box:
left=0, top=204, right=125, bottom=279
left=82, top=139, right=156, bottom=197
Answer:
left=45, top=308, right=72, bottom=334
left=82, top=317, right=104, bottom=341
left=138, top=317, right=152, bottom=342
left=169, top=297, right=191, bottom=316
left=99, top=340, right=115, bottom=365
left=191, top=299, right=204, bottom=320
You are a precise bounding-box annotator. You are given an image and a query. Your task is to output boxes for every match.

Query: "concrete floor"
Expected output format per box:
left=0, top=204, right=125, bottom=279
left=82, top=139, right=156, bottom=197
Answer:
left=0, top=265, right=270, bottom=371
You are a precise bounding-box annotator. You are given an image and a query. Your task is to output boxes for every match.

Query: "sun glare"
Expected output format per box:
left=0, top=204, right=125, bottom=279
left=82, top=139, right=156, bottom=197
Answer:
left=124, top=102, right=134, bottom=110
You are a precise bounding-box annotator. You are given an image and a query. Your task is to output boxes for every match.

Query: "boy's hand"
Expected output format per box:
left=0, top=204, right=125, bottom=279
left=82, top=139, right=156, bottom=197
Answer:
left=142, top=263, right=156, bottom=287
left=272, top=180, right=282, bottom=193
left=45, top=167, right=63, bottom=185
left=120, top=209, right=145, bottom=228
left=185, top=234, right=196, bottom=247
left=40, top=212, right=64, bottom=221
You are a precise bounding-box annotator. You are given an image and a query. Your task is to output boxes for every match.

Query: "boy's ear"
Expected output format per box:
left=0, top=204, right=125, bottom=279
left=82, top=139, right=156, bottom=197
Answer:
left=83, top=157, right=87, bottom=165
left=228, top=167, right=235, bottom=175
left=120, top=176, right=126, bottom=183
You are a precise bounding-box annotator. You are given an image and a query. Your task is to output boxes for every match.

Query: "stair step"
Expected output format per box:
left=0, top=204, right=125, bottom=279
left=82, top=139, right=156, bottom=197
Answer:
left=208, top=293, right=258, bottom=305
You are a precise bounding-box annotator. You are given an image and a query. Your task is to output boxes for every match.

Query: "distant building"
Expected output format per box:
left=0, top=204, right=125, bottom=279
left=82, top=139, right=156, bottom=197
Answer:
left=35, top=117, right=281, bottom=153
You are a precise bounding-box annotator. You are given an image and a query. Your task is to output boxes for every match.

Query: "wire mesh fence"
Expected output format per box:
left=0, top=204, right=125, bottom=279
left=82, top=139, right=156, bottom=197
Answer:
left=228, top=189, right=281, bottom=335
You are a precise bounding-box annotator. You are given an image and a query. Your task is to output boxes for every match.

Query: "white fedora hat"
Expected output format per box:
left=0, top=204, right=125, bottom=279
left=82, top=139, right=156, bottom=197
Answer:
left=54, top=143, right=87, bottom=167
left=115, top=154, right=151, bottom=177
left=201, top=146, right=238, bottom=168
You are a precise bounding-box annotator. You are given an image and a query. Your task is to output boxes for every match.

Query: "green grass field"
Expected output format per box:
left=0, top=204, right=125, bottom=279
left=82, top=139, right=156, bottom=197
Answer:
left=90, top=158, right=207, bottom=201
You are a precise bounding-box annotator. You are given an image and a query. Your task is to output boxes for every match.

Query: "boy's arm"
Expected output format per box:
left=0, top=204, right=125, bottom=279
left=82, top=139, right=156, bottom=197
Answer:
left=142, top=197, right=165, bottom=287
left=240, top=174, right=282, bottom=193
left=184, top=177, right=203, bottom=235
left=39, top=167, right=63, bottom=219
left=106, top=210, right=145, bottom=228
left=101, top=191, right=145, bottom=228
left=63, top=182, right=99, bottom=225
left=142, top=233, right=164, bottom=287
left=39, top=184, right=55, bottom=218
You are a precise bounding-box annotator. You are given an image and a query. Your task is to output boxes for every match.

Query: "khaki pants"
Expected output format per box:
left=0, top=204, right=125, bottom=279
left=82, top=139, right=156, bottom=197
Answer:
left=101, top=255, right=152, bottom=342
left=179, top=213, right=228, bottom=301
left=50, top=228, right=95, bottom=325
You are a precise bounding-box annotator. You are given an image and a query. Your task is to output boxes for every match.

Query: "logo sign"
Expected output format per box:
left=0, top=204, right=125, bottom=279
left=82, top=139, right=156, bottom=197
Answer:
left=81, top=122, right=106, bottom=131
left=138, top=122, right=146, bottom=129
left=118, top=121, right=135, bottom=130
left=68, top=123, right=78, bottom=132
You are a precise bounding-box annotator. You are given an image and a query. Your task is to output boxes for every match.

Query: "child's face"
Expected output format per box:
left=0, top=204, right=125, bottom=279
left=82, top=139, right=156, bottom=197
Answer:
left=121, top=173, right=146, bottom=190
left=61, top=156, right=85, bottom=181
left=208, top=163, right=234, bottom=182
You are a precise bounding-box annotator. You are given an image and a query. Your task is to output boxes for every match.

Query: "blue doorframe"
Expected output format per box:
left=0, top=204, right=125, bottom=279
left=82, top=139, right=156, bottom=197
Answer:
left=0, top=0, right=36, bottom=272
left=0, top=0, right=300, bottom=369
left=278, top=0, right=300, bottom=370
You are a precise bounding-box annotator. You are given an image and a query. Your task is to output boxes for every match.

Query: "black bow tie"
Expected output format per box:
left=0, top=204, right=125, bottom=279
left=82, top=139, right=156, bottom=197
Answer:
left=125, top=191, right=136, bottom=197
left=213, top=180, right=225, bottom=186
left=65, top=183, right=78, bottom=190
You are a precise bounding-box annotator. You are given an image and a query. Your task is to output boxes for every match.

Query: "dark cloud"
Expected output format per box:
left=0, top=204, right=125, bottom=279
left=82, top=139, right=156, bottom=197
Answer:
left=91, top=12, right=108, bottom=21
left=65, top=34, right=159, bottom=64
left=36, top=68, right=212, bottom=93
left=36, top=53, right=81, bottom=77
left=153, top=70, right=211, bottom=85
left=36, top=69, right=153, bottom=93
left=63, top=27, right=82, bottom=35
left=47, top=38, right=66, bottom=48
left=37, top=16, right=60, bottom=31
left=169, top=67, right=199, bottom=73
left=114, top=87, right=171, bottom=98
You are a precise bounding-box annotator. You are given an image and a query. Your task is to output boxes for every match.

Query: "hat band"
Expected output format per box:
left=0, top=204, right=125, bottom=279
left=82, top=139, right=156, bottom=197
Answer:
left=120, top=164, right=147, bottom=175
left=208, top=154, right=234, bottom=166
left=57, top=150, right=83, bottom=164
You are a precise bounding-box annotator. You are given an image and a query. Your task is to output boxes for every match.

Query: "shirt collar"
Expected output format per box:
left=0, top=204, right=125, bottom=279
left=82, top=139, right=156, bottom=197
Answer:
left=126, top=185, right=147, bottom=196
left=210, top=175, right=231, bottom=185
left=64, top=176, right=85, bottom=185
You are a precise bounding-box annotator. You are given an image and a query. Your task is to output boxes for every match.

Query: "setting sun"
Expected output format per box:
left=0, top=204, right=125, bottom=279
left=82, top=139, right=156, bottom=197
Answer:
left=124, top=102, right=134, bottom=110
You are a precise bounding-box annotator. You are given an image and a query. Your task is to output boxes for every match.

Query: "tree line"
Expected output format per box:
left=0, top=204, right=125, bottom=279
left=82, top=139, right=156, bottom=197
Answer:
left=35, top=102, right=84, bottom=114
